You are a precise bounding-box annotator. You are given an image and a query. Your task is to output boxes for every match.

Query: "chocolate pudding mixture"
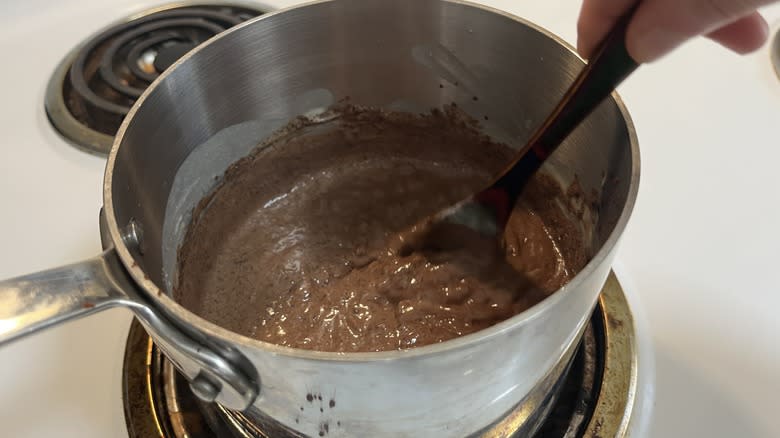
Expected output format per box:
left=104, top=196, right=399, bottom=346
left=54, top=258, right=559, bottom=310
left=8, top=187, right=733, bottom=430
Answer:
left=175, top=106, right=588, bottom=352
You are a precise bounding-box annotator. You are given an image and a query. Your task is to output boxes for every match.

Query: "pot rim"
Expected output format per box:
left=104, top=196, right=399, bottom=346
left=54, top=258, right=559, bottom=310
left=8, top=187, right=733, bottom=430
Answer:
left=104, top=0, right=641, bottom=362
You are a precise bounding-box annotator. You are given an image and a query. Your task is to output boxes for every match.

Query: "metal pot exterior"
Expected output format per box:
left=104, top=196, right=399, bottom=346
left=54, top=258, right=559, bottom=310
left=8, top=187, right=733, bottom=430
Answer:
left=0, top=1, right=638, bottom=436
left=232, top=254, right=618, bottom=437
left=106, top=0, right=638, bottom=434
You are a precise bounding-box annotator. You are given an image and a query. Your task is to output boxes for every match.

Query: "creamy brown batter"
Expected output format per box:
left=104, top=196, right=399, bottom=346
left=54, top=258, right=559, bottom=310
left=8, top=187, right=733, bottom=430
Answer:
left=175, top=105, right=587, bottom=352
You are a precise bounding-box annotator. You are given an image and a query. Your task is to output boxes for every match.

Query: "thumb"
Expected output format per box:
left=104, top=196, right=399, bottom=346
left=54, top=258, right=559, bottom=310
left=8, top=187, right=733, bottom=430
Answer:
left=627, top=0, right=774, bottom=62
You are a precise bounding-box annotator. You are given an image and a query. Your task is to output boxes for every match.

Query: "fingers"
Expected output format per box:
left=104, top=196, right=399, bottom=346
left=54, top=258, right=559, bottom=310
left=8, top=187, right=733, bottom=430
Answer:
left=706, top=12, right=770, bottom=54
left=626, top=0, right=776, bottom=62
left=577, top=0, right=638, bottom=58
left=578, top=0, right=775, bottom=62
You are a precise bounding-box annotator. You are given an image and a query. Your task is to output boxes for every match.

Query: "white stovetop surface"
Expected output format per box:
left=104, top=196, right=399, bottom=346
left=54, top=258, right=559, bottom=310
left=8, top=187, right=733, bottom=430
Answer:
left=1, top=0, right=778, bottom=436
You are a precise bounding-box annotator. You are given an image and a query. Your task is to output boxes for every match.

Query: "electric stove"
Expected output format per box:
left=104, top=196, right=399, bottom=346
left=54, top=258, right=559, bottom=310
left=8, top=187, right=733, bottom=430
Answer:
left=2, top=1, right=779, bottom=437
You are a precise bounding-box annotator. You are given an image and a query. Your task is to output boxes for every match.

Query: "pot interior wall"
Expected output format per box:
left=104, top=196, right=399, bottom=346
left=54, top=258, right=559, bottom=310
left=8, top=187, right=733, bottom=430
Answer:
left=109, top=0, right=633, bottom=295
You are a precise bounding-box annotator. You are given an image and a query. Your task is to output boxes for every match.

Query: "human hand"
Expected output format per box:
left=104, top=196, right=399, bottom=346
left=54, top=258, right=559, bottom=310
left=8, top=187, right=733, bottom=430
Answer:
left=577, top=0, right=775, bottom=62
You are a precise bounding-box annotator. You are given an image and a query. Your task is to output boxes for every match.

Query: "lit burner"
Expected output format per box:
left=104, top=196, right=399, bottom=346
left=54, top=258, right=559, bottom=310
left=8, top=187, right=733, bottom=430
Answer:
left=45, top=5, right=262, bottom=155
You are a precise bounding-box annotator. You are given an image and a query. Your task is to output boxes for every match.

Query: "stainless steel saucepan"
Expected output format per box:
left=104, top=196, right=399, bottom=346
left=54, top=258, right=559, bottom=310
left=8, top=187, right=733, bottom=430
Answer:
left=0, top=0, right=639, bottom=436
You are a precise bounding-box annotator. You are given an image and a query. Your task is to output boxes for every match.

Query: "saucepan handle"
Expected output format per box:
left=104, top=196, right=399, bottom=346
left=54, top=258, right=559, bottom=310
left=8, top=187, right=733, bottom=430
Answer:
left=0, top=251, right=127, bottom=345
left=0, top=249, right=259, bottom=411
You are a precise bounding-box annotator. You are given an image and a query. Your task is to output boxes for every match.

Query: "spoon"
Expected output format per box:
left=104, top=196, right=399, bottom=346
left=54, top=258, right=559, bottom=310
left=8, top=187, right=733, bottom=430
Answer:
left=391, top=7, right=641, bottom=256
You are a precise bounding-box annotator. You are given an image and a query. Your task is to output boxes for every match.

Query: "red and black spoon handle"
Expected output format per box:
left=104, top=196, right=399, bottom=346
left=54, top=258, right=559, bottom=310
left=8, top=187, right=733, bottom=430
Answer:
left=476, top=6, right=640, bottom=228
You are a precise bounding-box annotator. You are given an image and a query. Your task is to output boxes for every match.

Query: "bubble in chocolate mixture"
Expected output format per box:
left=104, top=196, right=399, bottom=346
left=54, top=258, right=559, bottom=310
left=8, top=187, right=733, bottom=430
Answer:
left=174, top=105, right=588, bottom=352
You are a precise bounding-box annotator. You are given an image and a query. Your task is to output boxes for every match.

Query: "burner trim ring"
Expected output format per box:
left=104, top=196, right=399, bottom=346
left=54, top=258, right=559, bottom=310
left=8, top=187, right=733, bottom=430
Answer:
left=44, top=1, right=265, bottom=156
left=45, top=46, right=115, bottom=156
left=583, top=272, right=638, bottom=437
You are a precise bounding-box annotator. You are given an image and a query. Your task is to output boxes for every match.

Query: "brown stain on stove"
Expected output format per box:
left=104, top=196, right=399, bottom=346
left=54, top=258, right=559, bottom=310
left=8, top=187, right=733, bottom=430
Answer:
left=82, top=302, right=95, bottom=309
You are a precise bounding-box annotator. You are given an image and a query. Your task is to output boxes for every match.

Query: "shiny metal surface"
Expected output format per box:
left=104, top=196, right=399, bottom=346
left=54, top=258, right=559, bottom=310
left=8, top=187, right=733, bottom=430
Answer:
left=1, top=0, right=639, bottom=436
left=584, top=272, right=638, bottom=437
left=0, top=252, right=127, bottom=344
left=123, top=272, right=639, bottom=438
left=0, top=249, right=258, bottom=411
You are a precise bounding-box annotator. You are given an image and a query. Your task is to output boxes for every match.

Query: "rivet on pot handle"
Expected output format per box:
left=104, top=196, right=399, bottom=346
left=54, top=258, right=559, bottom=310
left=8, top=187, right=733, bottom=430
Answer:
left=0, top=249, right=259, bottom=411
